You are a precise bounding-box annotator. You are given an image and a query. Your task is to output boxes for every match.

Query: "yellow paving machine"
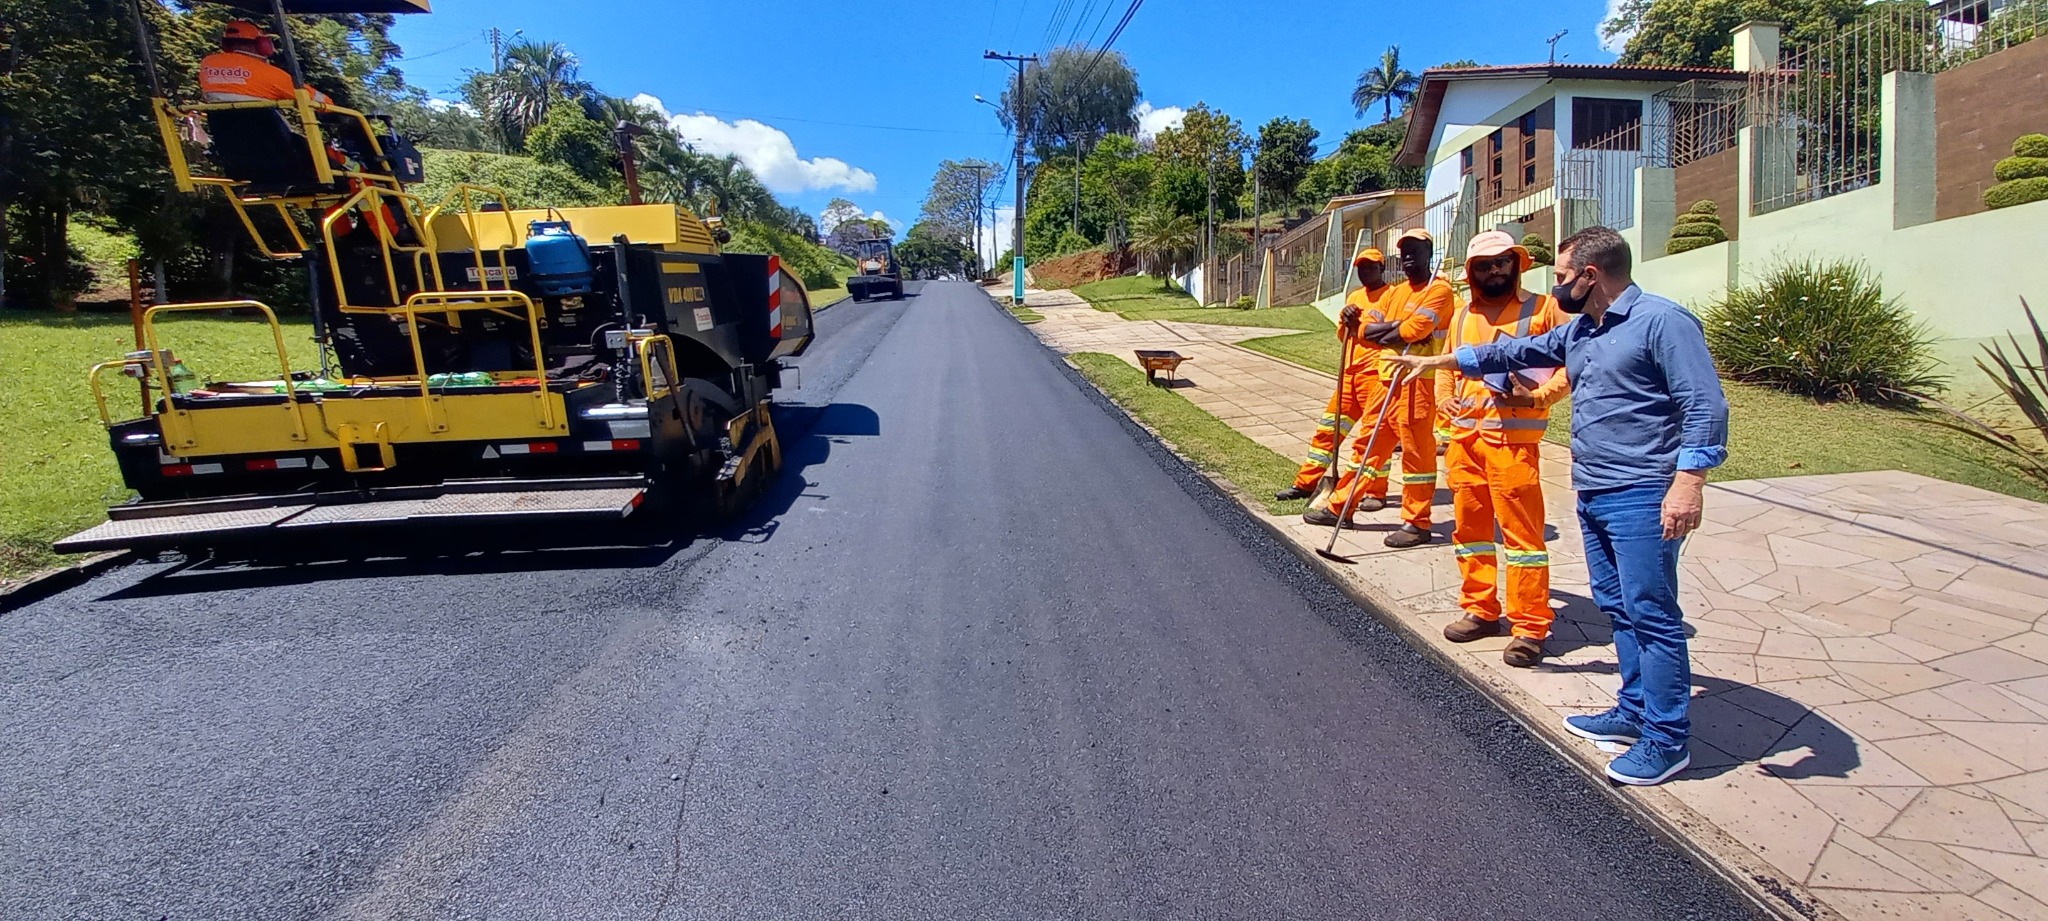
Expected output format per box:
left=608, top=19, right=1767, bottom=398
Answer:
left=845, top=237, right=903, bottom=301
left=55, top=0, right=816, bottom=553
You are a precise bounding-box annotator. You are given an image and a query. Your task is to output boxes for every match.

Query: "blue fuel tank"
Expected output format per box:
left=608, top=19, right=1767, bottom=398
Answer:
left=524, top=220, right=595, bottom=296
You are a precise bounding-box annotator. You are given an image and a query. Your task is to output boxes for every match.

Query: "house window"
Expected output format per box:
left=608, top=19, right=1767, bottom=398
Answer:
left=1460, top=146, right=1473, bottom=176
left=1488, top=129, right=1504, bottom=199
left=1520, top=112, right=1538, bottom=185
left=1572, top=97, right=1643, bottom=149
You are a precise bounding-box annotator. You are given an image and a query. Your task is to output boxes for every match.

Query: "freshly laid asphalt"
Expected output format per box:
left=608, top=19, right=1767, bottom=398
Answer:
left=0, top=280, right=1758, bottom=920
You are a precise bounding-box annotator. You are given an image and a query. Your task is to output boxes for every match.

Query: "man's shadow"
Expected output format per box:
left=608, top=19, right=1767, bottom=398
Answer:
left=1540, top=592, right=1863, bottom=782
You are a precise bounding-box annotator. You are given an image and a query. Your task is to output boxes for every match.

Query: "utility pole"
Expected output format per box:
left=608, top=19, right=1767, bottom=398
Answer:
left=985, top=50, right=1037, bottom=306
left=965, top=163, right=992, bottom=278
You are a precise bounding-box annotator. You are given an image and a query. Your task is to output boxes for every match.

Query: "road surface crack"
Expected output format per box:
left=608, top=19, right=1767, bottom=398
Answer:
left=649, top=705, right=714, bottom=921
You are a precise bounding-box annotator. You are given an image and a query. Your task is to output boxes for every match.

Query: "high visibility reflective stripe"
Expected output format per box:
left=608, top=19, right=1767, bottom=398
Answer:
left=1305, top=449, right=1335, bottom=464
left=1514, top=293, right=1540, bottom=338
left=1479, top=418, right=1551, bottom=431
left=1454, top=541, right=1497, bottom=558
left=1357, top=464, right=1389, bottom=478
left=1414, top=307, right=1441, bottom=324
left=1503, top=549, right=1551, bottom=568
left=1402, top=472, right=1437, bottom=484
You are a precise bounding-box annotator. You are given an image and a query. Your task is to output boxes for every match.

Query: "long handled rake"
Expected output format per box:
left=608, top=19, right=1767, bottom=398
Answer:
left=1316, top=358, right=1413, bottom=565
left=1303, top=329, right=1359, bottom=510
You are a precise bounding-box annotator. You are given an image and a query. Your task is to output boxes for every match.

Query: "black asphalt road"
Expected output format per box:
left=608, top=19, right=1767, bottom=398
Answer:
left=0, top=281, right=1757, bottom=921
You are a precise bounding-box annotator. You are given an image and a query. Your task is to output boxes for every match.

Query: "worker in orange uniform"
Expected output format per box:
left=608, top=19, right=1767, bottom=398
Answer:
left=199, top=21, right=332, bottom=105
left=1275, top=248, right=1398, bottom=501
left=1438, top=230, right=1571, bottom=667
left=1310, top=229, right=1457, bottom=548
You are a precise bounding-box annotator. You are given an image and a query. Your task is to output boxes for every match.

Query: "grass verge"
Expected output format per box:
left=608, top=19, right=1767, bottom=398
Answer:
left=1072, top=276, right=1332, bottom=331
left=0, top=309, right=318, bottom=580
left=1012, top=307, right=1045, bottom=324
left=1236, top=329, right=2047, bottom=501
left=1069, top=352, right=1307, bottom=516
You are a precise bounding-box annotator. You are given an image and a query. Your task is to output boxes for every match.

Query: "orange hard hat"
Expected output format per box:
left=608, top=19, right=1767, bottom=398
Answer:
left=223, top=20, right=267, bottom=42
left=1351, top=247, right=1385, bottom=266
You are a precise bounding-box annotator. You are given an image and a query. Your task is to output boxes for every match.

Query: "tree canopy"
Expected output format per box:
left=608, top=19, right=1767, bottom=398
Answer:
left=1605, top=0, right=1864, bottom=67
left=998, top=45, right=1140, bottom=159
left=1351, top=45, right=1419, bottom=122
left=1253, top=117, right=1320, bottom=208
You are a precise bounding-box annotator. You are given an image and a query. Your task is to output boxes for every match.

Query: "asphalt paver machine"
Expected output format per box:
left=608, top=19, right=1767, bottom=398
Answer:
left=845, top=238, right=903, bottom=301
left=55, top=0, right=816, bottom=554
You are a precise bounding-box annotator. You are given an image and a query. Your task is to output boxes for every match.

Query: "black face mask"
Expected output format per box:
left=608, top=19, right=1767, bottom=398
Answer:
left=1553, top=273, right=1591, bottom=314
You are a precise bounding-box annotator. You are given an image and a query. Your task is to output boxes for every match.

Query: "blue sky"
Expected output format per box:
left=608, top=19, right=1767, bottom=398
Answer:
left=391, top=0, right=1624, bottom=244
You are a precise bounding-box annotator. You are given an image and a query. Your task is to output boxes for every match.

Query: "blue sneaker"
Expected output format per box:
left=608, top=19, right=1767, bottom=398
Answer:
left=1605, top=740, right=1692, bottom=786
left=1563, top=709, right=1641, bottom=744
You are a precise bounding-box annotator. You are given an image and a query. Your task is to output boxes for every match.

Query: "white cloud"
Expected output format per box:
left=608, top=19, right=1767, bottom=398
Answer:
left=1598, top=0, right=1633, bottom=53
left=632, top=93, right=877, bottom=195
left=1134, top=101, right=1185, bottom=142
left=425, top=98, right=476, bottom=115
left=868, top=210, right=903, bottom=232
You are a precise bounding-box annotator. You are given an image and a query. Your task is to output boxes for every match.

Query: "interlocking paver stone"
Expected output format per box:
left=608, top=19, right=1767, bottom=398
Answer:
left=1016, top=286, right=2048, bottom=921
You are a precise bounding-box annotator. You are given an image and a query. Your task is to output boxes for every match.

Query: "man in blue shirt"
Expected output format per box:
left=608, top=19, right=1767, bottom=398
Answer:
left=1385, top=225, right=1729, bottom=786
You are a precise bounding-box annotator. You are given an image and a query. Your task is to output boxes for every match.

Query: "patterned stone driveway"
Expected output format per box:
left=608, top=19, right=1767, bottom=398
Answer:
left=1018, top=287, right=2048, bottom=921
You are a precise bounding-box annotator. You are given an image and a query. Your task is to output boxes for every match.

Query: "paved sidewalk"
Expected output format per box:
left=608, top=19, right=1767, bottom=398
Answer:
left=1021, top=288, right=2048, bottom=921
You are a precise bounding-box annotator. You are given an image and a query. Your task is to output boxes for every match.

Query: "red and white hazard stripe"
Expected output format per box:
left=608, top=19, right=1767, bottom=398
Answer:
left=767, top=254, right=783, bottom=339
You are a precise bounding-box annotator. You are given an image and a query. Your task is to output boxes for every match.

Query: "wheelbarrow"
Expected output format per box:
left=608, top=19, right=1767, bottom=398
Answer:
left=1134, top=350, right=1193, bottom=386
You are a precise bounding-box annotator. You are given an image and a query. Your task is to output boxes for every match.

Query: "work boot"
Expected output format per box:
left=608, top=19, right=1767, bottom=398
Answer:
left=1354, top=496, right=1387, bottom=512
left=1443, top=614, right=1505, bottom=643
left=1384, top=523, right=1433, bottom=548
left=1502, top=637, right=1546, bottom=668
left=1302, top=507, right=1366, bottom=530
left=1274, top=485, right=1313, bottom=501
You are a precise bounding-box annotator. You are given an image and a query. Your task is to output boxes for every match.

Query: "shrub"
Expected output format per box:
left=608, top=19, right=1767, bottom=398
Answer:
left=1665, top=200, right=1728, bottom=255
left=1054, top=229, right=1092, bottom=256
left=1703, top=259, right=1945, bottom=402
left=1987, top=176, right=2048, bottom=210
left=1919, top=298, right=2048, bottom=488
left=1994, top=156, right=2048, bottom=182
left=1233, top=295, right=1256, bottom=310
left=1521, top=233, right=1553, bottom=266
left=1986, top=136, right=2048, bottom=209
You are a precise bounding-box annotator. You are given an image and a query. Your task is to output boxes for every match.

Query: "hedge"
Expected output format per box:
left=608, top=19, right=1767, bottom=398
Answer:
left=1986, top=176, right=2048, bottom=210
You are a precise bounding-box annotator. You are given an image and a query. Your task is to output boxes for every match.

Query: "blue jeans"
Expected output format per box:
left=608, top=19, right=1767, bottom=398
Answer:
left=1577, top=482, right=1690, bottom=749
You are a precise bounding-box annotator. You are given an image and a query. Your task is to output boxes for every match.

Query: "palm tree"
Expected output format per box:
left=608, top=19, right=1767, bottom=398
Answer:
left=1129, top=207, right=1200, bottom=283
left=1351, top=45, right=1420, bottom=123
left=475, top=39, right=593, bottom=146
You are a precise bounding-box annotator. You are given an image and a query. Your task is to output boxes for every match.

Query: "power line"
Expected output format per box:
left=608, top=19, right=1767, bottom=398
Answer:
left=1073, top=0, right=1145, bottom=87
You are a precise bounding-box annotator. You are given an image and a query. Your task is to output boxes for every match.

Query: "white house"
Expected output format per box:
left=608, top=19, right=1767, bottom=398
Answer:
left=1393, top=60, right=1750, bottom=251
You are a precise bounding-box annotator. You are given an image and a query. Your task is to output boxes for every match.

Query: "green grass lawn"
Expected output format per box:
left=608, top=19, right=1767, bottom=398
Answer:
left=809, top=285, right=849, bottom=308
left=1012, top=306, right=1045, bottom=324
left=1236, top=327, right=2047, bottom=502
left=0, top=309, right=318, bottom=581
left=1069, top=352, right=1307, bottom=517
left=1071, top=276, right=1333, bottom=332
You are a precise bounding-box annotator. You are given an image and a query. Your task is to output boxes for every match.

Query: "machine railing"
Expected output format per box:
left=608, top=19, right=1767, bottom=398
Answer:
left=155, top=92, right=397, bottom=194
left=633, top=334, right=680, bottom=401
left=96, top=301, right=314, bottom=447
left=192, top=177, right=310, bottom=260
left=400, top=290, right=556, bottom=434
left=322, top=184, right=436, bottom=313
left=417, top=183, right=522, bottom=296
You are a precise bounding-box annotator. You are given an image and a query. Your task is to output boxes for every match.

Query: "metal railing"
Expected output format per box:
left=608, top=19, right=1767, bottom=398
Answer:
left=1749, top=0, right=2047, bottom=214
left=1559, top=123, right=1649, bottom=235
left=1649, top=79, right=1747, bottom=168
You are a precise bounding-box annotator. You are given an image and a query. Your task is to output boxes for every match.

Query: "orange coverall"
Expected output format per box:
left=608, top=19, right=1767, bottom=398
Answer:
left=1290, top=283, right=1399, bottom=492
left=1325, top=275, right=1457, bottom=529
left=199, top=51, right=333, bottom=104
left=1438, top=289, right=1570, bottom=639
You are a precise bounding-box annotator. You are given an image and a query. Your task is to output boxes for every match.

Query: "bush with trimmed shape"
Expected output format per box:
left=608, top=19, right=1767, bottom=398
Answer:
left=2016, top=133, right=2048, bottom=158
left=1994, top=157, right=2048, bottom=182
left=1988, top=135, right=2048, bottom=209
left=1665, top=200, right=1728, bottom=256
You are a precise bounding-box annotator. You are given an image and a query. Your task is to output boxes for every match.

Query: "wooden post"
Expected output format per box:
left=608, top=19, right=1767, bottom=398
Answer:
left=127, top=259, right=150, bottom=416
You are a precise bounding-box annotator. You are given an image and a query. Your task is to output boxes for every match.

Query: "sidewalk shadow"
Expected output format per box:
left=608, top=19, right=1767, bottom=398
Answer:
left=1543, top=651, right=1862, bottom=782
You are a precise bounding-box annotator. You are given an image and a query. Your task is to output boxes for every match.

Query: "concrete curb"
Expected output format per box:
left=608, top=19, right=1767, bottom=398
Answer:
left=0, top=551, right=131, bottom=615
left=1047, top=345, right=1829, bottom=921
